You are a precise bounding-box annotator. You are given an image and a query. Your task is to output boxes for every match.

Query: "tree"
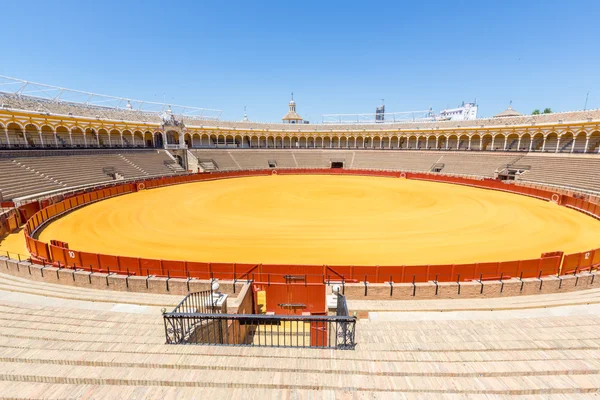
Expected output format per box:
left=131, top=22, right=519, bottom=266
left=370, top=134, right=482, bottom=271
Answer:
left=543, top=108, right=552, bottom=114
left=532, top=109, right=540, bottom=115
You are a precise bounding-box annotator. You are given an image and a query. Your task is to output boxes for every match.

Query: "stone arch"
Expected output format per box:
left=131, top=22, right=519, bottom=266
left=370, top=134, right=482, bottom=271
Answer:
left=529, top=132, right=544, bottom=152
left=323, top=136, right=332, bottom=148
left=570, top=131, right=586, bottom=153
left=154, top=132, right=164, bottom=148
left=71, top=127, right=84, bottom=147
left=437, top=135, right=447, bottom=150
left=490, top=133, right=504, bottom=151
left=356, top=137, right=364, bottom=148
left=121, top=130, right=132, bottom=147
left=109, top=129, right=122, bottom=147
left=519, top=133, right=532, bottom=152
left=144, top=131, right=154, bottom=147
left=480, top=134, right=492, bottom=151
left=24, top=123, right=40, bottom=147
left=456, top=134, right=468, bottom=150
left=468, top=134, right=481, bottom=150
left=55, top=126, right=70, bottom=148
left=183, top=133, right=192, bottom=148
left=505, top=133, right=519, bottom=151
left=587, top=130, right=600, bottom=153
left=96, top=129, right=109, bottom=147
left=249, top=136, right=258, bottom=148
left=133, top=130, right=144, bottom=147
left=446, top=135, right=458, bottom=150
left=340, top=136, right=347, bottom=148
left=39, top=125, right=56, bottom=148
left=372, top=136, right=382, bottom=149
left=7, top=122, right=25, bottom=148
left=331, top=136, right=339, bottom=148
left=557, top=131, right=574, bottom=153
left=543, top=132, right=559, bottom=152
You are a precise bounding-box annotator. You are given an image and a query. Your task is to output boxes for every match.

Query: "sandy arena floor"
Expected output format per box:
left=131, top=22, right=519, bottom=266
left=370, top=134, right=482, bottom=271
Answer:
left=29, top=175, right=600, bottom=266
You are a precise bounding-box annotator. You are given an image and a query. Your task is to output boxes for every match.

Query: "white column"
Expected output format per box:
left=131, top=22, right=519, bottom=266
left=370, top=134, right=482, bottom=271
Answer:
left=480, top=137, right=483, bottom=150
left=491, top=136, right=495, bottom=151
left=96, top=132, right=100, bottom=147
left=517, top=137, right=522, bottom=151
left=38, top=130, right=44, bottom=147
left=68, top=132, right=73, bottom=147
left=445, top=138, right=449, bottom=150
left=435, top=137, right=439, bottom=149
left=542, top=137, right=547, bottom=152
left=108, top=133, right=112, bottom=147
left=23, top=130, right=29, bottom=148
left=571, top=136, right=577, bottom=153
left=3, top=127, right=10, bottom=148
left=120, top=133, right=124, bottom=147
left=468, top=137, right=472, bottom=150
left=555, top=137, right=561, bottom=153
left=503, top=137, right=508, bottom=151
left=53, top=131, right=58, bottom=148
left=131, top=133, right=135, bottom=147
left=529, top=137, right=534, bottom=152
left=584, top=137, right=590, bottom=153
left=83, top=131, right=87, bottom=148
left=425, top=137, right=429, bottom=149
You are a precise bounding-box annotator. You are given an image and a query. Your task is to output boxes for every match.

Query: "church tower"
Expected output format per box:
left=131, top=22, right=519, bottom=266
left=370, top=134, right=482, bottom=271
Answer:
left=282, top=93, right=303, bottom=124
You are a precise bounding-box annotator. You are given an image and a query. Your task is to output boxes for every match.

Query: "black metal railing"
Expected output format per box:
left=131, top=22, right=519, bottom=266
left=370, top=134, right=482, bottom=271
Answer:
left=171, top=290, right=220, bottom=314
left=164, top=293, right=356, bottom=350
left=164, top=312, right=356, bottom=349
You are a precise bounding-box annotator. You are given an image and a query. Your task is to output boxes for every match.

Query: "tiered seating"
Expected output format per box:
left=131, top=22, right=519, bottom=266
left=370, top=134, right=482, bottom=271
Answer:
left=0, top=150, right=186, bottom=200
left=119, top=151, right=185, bottom=176
left=1, top=271, right=600, bottom=397
left=12, top=155, right=119, bottom=187
left=0, top=159, right=63, bottom=199
left=439, top=152, right=520, bottom=177
left=192, top=150, right=240, bottom=171
left=293, top=150, right=355, bottom=168
left=229, top=150, right=297, bottom=169
left=352, top=150, right=440, bottom=171
left=518, top=154, right=600, bottom=191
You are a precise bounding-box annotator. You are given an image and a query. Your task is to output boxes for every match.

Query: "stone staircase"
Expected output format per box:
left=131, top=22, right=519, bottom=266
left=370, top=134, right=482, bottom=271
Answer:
left=2, top=267, right=600, bottom=397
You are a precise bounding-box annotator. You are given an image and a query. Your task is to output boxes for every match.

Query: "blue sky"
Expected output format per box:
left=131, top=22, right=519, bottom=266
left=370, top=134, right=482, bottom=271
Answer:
left=2, top=0, right=599, bottom=122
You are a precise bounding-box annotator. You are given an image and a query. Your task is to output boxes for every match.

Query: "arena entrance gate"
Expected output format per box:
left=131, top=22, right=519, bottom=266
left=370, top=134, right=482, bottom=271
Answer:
left=253, top=278, right=326, bottom=315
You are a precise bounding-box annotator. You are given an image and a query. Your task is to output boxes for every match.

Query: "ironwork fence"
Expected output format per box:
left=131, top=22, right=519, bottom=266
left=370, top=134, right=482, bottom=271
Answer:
left=171, top=290, right=219, bottom=314
left=163, top=293, right=356, bottom=350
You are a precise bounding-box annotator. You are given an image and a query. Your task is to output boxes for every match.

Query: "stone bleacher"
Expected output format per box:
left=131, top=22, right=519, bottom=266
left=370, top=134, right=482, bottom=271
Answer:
left=1, top=269, right=600, bottom=397
left=518, top=154, right=600, bottom=192
left=0, top=150, right=185, bottom=200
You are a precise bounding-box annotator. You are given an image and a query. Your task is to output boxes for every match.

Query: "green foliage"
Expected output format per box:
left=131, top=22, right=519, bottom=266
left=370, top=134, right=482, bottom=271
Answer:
left=532, top=109, right=540, bottom=115
left=543, top=108, right=552, bottom=114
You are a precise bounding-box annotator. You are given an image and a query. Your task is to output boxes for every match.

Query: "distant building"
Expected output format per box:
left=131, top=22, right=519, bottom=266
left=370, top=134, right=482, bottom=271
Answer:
left=282, top=93, right=303, bottom=124
left=439, top=102, right=478, bottom=121
left=375, top=105, right=385, bottom=122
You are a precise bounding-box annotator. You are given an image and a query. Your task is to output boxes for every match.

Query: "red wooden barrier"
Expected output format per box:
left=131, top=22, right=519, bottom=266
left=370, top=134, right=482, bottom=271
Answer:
left=18, top=169, right=600, bottom=284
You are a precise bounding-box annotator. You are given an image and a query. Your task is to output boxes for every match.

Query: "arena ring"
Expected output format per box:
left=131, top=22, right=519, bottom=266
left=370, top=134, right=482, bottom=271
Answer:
left=17, top=169, right=600, bottom=287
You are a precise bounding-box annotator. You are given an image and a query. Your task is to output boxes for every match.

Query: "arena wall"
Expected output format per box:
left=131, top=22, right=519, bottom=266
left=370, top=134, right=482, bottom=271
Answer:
left=19, top=169, right=600, bottom=284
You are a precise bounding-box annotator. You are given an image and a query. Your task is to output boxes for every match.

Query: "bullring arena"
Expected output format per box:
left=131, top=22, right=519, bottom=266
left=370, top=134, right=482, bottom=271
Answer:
left=2, top=81, right=600, bottom=397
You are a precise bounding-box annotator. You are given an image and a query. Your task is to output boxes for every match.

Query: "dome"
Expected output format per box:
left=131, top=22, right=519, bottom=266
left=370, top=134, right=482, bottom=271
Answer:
left=494, top=105, right=523, bottom=118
